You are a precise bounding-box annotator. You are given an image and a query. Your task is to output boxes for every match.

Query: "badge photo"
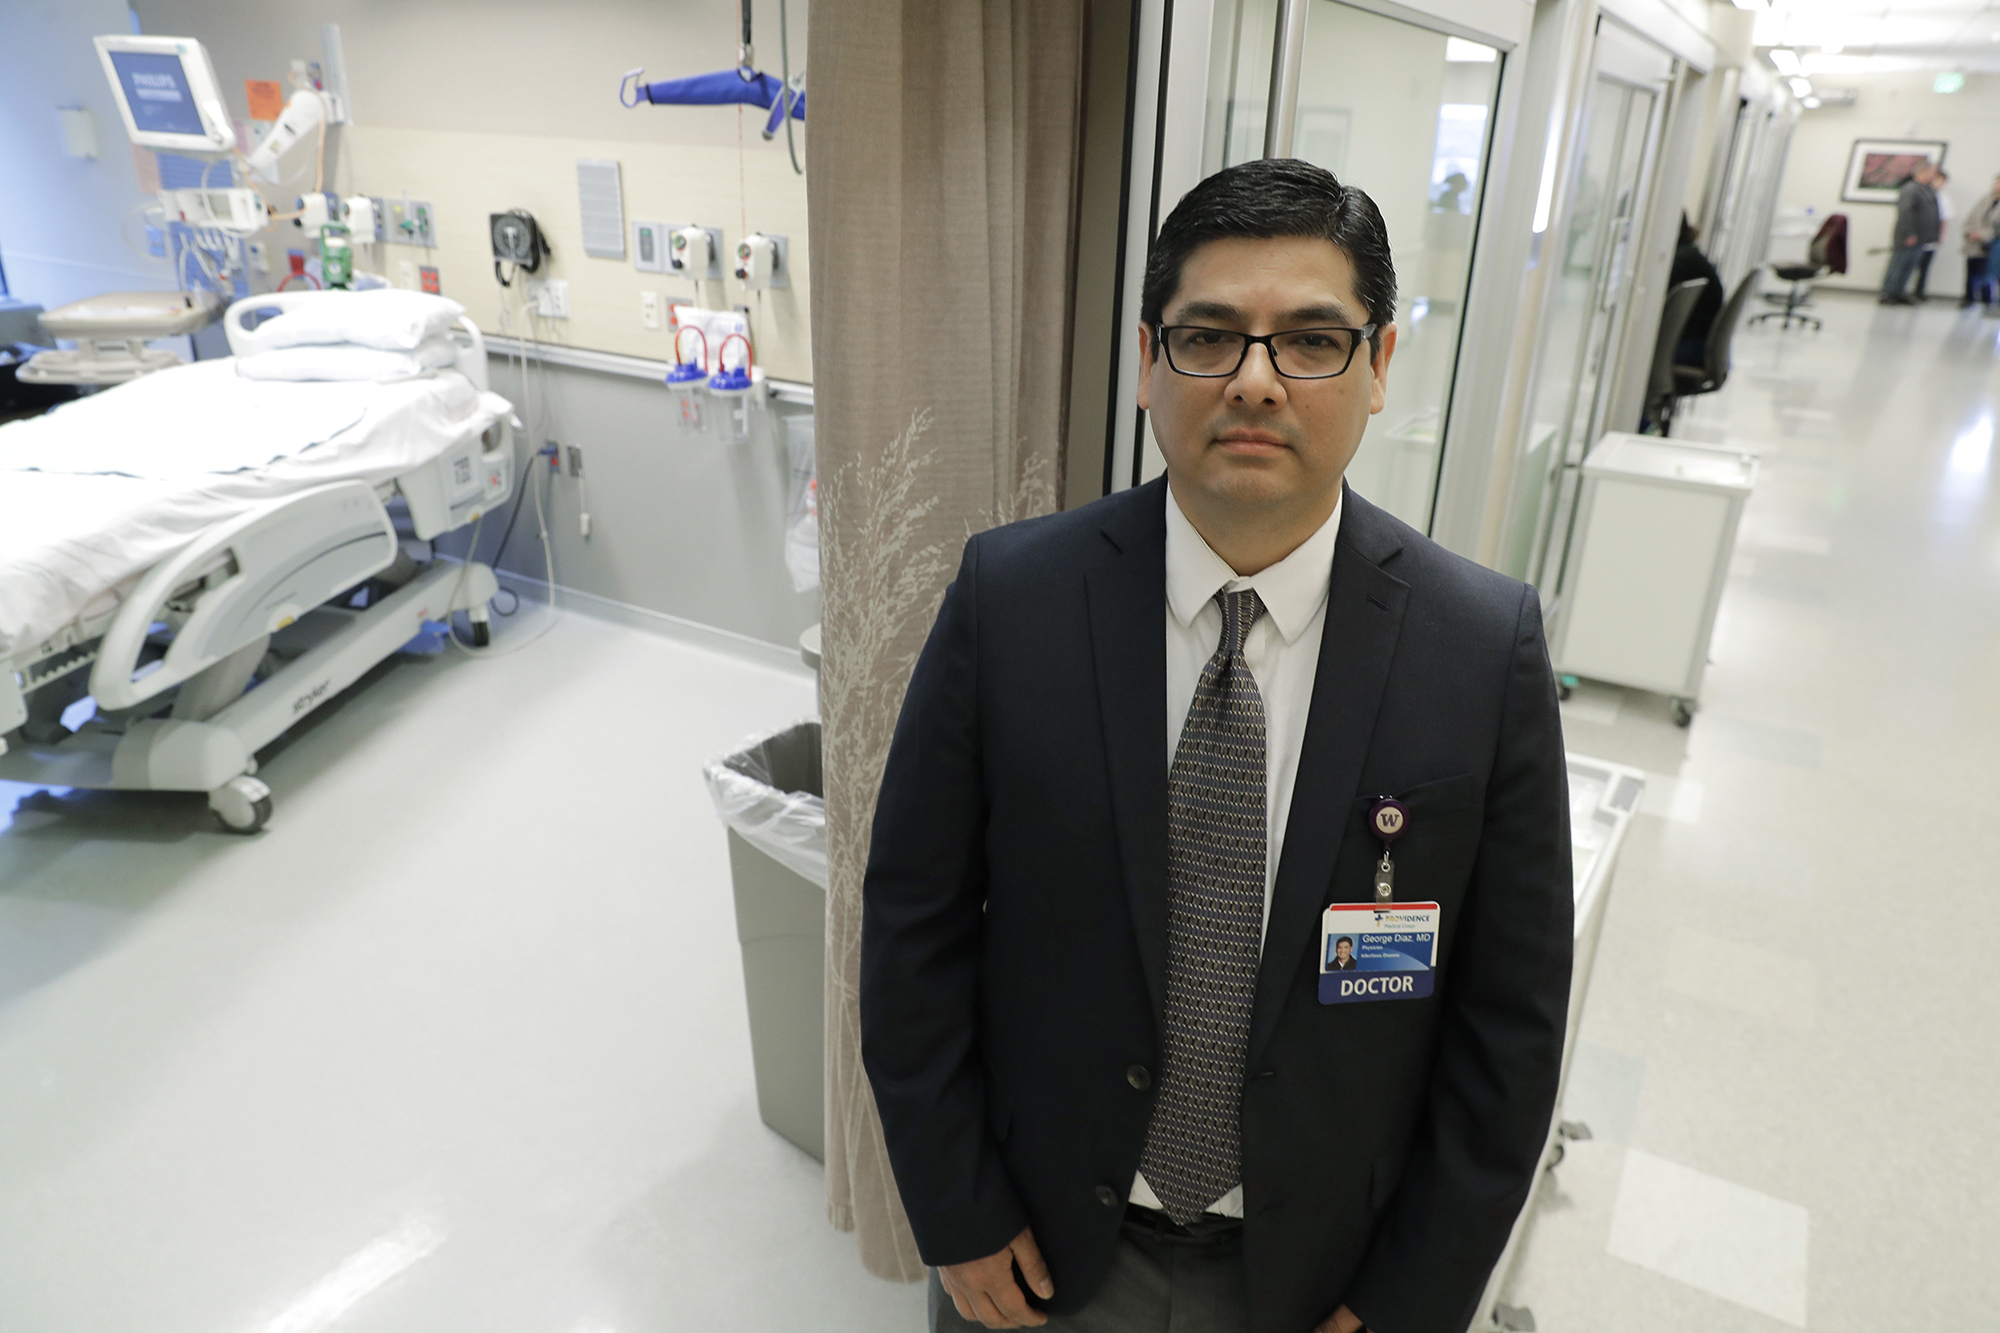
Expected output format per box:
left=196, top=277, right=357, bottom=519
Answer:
left=1319, top=901, right=1441, bottom=1005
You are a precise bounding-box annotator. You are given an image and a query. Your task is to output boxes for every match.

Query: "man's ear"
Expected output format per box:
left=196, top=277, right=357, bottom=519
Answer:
left=1367, top=323, right=1398, bottom=416
left=1137, top=322, right=1155, bottom=412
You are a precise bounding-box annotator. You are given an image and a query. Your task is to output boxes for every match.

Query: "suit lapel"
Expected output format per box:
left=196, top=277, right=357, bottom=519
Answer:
left=1248, top=488, right=1410, bottom=1068
left=1085, top=478, right=1171, bottom=1020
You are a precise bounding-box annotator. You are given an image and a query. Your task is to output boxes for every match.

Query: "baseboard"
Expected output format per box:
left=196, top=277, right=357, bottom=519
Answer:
left=491, top=568, right=814, bottom=677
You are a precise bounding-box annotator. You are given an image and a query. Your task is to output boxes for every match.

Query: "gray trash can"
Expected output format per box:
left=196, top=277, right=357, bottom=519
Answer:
left=703, top=720, right=826, bottom=1161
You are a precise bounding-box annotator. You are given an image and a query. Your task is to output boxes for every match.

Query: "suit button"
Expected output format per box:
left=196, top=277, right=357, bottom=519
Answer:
left=1126, top=1064, right=1152, bottom=1090
left=1095, top=1185, right=1119, bottom=1208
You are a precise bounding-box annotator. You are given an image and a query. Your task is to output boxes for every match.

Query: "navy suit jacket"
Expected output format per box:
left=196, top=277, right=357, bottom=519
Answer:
left=860, top=478, right=1572, bottom=1333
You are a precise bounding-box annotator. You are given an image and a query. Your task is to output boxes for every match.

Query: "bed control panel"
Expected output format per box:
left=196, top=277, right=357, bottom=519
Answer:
left=398, top=432, right=515, bottom=540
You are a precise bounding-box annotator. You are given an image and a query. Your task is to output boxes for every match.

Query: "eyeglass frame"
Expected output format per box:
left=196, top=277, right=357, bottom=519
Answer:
left=1152, top=322, right=1381, bottom=380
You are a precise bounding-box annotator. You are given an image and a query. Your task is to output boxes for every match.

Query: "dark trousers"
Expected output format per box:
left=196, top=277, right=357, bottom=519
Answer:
left=1916, top=246, right=1936, bottom=296
left=1966, top=252, right=1994, bottom=305
left=929, top=1210, right=1250, bottom=1333
left=1882, top=244, right=1925, bottom=298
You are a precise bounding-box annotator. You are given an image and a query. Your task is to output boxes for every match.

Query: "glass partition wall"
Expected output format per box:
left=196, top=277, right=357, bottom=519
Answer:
left=1501, top=23, right=1674, bottom=590
left=1508, top=74, right=1661, bottom=584
left=1197, top=0, right=1503, bottom=533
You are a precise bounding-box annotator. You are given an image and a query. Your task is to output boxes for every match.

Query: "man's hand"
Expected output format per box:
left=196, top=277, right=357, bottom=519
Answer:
left=1313, top=1304, right=1366, bottom=1333
left=939, top=1227, right=1055, bottom=1328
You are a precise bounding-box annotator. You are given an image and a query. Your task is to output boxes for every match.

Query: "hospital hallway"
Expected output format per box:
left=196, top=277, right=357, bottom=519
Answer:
left=0, top=288, right=1995, bottom=1333
left=1506, top=289, right=2000, bottom=1331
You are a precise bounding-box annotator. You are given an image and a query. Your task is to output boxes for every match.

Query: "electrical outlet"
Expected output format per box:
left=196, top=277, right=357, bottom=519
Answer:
left=566, top=445, right=584, bottom=477
left=641, top=290, right=660, bottom=330
left=386, top=198, right=436, bottom=246
left=529, top=279, right=570, bottom=318
left=397, top=260, right=417, bottom=290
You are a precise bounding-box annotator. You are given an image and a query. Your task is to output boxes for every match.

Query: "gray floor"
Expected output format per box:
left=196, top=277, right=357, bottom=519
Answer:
left=2, top=290, right=1995, bottom=1332
left=1505, top=291, right=2000, bottom=1331
left=0, top=616, right=925, bottom=1332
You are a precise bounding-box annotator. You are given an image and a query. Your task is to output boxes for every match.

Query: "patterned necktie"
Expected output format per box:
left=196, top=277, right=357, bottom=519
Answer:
left=1139, top=587, right=1268, bottom=1225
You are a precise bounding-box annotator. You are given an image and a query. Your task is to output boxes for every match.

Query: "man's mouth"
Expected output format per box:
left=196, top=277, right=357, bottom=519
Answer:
left=1213, top=430, right=1291, bottom=453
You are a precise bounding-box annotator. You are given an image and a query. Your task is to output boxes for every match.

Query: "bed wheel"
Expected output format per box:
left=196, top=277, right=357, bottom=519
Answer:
left=471, top=618, right=491, bottom=648
left=210, top=775, right=273, bottom=834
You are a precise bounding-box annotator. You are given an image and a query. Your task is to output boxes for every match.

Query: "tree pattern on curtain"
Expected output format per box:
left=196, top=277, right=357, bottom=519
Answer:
left=808, top=0, right=1085, bottom=1282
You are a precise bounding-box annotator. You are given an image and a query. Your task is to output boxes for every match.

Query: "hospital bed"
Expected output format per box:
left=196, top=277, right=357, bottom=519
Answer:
left=0, top=291, right=515, bottom=832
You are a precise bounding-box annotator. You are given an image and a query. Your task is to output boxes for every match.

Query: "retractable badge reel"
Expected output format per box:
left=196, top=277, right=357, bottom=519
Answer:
left=1368, top=797, right=1408, bottom=904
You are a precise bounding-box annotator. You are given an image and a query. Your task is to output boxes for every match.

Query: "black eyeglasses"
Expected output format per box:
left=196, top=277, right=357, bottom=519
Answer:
left=1155, top=324, right=1378, bottom=380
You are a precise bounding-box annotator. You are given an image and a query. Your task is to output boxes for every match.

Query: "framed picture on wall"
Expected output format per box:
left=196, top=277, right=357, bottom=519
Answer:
left=1842, top=139, right=1948, bottom=204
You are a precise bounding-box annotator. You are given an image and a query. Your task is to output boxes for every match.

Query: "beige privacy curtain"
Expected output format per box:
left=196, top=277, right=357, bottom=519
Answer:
left=808, top=0, right=1088, bottom=1282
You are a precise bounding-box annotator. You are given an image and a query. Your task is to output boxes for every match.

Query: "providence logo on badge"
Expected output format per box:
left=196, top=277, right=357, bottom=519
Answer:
left=1318, top=902, right=1442, bottom=1005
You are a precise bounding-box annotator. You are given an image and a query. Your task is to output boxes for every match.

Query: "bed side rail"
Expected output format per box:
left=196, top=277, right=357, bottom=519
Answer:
left=89, top=481, right=398, bottom=712
left=0, top=671, right=24, bottom=748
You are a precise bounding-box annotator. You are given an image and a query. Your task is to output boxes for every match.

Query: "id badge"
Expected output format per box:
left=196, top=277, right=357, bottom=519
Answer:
left=1318, top=902, right=1441, bottom=1004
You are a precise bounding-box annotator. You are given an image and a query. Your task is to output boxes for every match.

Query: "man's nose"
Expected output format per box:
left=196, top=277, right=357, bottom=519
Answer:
left=1228, top=341, right=1287, bottom=405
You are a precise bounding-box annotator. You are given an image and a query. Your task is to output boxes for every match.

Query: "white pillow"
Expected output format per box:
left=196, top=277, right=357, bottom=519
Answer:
left=253, top=290, right=467, bottom=352
left=235, top=336, right=459, bottom=382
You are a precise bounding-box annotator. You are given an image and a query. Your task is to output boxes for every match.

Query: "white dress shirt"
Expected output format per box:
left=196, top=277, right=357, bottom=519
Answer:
left=1131, top=481, right=1343, bottom=1219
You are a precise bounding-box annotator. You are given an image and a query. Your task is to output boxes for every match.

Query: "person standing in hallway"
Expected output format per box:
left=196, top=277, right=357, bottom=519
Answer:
left=1959, top=175, right=2000, bottom=309
left=862, top=159, right=1573, bottom=1333
left=1916, top=170, right=1952, bottom=299
left=1881, top=163, right=1941, bottom=305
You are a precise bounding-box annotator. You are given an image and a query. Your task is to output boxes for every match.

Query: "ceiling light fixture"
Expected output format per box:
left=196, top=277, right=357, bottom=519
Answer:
left=1802, top=96, right=1822, bottom=108
left=1770, top=47, right=1804, bottom=76
left=1936, top=71, right=1965, bottom=93
left=1788, top=76, right=1813, bottom=98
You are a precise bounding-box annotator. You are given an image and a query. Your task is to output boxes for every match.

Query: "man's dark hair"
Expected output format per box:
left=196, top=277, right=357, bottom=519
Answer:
left=1141, top=158, right=1397, bottom=355
left=1336, top=936, right=1353, bottom=947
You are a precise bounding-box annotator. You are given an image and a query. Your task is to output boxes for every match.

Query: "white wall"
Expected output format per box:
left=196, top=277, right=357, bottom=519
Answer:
left=131, top=0, right=813, bottom=378
left=0, top=1, right=178, bottom=309
left=1775, top=71, right=2000, bottom=295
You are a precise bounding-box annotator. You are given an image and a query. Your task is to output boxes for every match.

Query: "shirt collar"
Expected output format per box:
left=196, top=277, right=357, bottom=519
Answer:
left=1164, top=481, right=1342, bottom=645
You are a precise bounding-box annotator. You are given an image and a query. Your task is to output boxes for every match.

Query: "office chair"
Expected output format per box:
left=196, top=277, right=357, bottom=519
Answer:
left=1751, top=215, right=1847, bottom=332
left=1645, top=279, right=1709, bottom=433
left=1659, top=268, right=1760, bottom=436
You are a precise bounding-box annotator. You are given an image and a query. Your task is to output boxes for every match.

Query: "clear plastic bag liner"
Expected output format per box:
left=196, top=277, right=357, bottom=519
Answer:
left=703, top=719, right=827, bottom=889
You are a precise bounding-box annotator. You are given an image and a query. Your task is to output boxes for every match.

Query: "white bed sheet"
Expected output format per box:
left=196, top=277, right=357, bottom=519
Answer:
left=0, top=359, right=511, bottom=660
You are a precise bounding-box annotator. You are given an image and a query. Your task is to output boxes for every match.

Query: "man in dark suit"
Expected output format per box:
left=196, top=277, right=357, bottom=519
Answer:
left=862, top=159, right=1572, bottom=1333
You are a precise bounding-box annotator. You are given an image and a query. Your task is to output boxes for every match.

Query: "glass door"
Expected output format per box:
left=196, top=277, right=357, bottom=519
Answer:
left=1505, top=32, right=1670, bottom=588
left=1189, top=0, right=1504, bottom=532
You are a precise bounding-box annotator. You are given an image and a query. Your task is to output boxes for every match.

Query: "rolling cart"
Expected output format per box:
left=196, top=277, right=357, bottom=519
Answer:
left=1550, top=433, right=1759, bottom=726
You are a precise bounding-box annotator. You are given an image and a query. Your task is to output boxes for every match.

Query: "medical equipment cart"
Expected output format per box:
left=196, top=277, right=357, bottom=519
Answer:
left=1473, top=754, right=1646, bottom=1332
left=1550, top=433, right=1759, bottom=726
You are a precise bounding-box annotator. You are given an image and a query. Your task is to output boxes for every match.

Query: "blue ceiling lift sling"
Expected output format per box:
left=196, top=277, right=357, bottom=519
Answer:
left=619, top=0, right=805, bottom=171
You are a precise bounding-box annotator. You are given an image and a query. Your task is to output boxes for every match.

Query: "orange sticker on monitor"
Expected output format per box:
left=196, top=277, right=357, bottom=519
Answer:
left=245, top=80, right=285, bottom=121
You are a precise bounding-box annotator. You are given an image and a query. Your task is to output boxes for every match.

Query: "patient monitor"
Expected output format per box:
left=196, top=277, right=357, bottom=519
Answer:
left=94, top=34, right=235, bottom=155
